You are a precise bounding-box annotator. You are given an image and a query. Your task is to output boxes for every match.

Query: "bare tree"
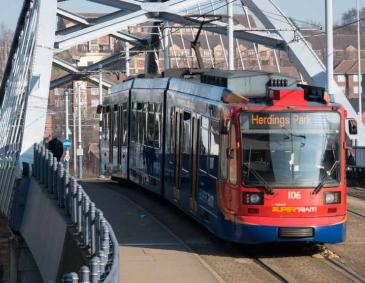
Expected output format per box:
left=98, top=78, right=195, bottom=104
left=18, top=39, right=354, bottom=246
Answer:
left=341, top=7, right=365, bottom=31
left=0, top=23, right=13, bottom=87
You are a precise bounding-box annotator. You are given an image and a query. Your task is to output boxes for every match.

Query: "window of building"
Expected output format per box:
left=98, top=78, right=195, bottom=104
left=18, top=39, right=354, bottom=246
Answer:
left=90, top=88, right=99, bottom=96
left=248, top=50, right=255, bottom=57
left=78, top=44, right=89, bottom=53
left=91, top=99, right=99, bottom=108
left=215, top=50, right=223, bottom=57
left=337, top=75, right=345, bottom=82
left=203, top=50, right=211, bottom=57
left=55, top=99, right=64, bottom=108
left=354, top=86, right=359, bottom=94
left=353, top=75, right=362, bottom=82
left=99, top=44, right=110, bottom=52
left=91, top=39, right=98, bottom=44
left=54, top=88, right=63, bottom=96
left=339, top=86, right=346, bottom=94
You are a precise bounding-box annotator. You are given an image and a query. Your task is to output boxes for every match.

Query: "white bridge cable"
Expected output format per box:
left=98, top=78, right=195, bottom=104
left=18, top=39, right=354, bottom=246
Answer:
left=0, top=4, right=38, bottom=150
left=273, top=49, right=281, bottom=72
left=178, top=26, right=191, bottom=68
left=166, top=23, right=180, bottom=68
left=241, top=3, right=262, bottom=70
left=153, top=49, right=161, bottom=73
left=236, top=39, right=245, bottom=70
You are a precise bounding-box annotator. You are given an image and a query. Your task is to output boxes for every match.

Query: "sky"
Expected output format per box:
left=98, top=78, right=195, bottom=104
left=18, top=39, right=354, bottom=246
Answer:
left=1, top=0, right=365, bottom=31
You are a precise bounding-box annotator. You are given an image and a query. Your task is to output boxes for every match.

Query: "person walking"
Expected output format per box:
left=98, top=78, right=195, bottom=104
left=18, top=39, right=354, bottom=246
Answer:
left=48, top=135, right=64, bottom=161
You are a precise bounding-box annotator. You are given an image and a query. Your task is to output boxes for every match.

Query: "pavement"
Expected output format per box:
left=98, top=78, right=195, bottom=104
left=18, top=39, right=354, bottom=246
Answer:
left=82, top=180, right=221, bottom=283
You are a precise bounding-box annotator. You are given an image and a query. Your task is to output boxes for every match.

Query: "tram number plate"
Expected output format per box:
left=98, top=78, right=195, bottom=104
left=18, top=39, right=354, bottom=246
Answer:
left=288, top=191, right=301, bottom=200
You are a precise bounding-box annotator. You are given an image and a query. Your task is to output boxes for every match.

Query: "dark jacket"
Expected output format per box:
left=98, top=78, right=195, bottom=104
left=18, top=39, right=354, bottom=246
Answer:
left=48, top=138, right=64, bottom=161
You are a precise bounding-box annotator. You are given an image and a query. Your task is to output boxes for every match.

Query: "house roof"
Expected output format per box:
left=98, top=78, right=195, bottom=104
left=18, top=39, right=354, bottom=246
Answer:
left=334, top=59, right=365, bottom=74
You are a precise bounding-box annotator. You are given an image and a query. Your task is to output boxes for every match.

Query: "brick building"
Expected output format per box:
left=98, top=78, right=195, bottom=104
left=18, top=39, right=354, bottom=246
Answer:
left=334, top=58, right=365, bottom=124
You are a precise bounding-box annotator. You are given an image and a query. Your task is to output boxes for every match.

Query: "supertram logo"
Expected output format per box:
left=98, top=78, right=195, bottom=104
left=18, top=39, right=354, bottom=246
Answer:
left=272, top=207, right=317, bottom=213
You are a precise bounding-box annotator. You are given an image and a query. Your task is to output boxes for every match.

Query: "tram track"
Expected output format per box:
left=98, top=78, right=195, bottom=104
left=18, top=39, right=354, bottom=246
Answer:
left=250, top=258, right=289, bottom=283
left=85, top=180, right=365, bottom=283
left=347, top=187, right=365, bottom=201
left=348, top=209, right=365, bottom=220
left=322, top=253, right=365, bottom=283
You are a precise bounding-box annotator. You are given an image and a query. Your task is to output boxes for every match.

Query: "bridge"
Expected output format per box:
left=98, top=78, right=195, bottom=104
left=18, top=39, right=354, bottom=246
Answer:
left=1, top=0, right=365, bottom=282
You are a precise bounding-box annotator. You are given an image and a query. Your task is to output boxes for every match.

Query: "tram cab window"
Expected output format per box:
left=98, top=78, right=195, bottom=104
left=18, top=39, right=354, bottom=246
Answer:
left=200, top=117, right=209, bottom=172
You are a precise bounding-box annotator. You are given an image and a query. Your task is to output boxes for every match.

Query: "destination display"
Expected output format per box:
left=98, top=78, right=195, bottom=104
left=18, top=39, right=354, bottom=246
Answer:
left=241, top=112, right=340, bottom=131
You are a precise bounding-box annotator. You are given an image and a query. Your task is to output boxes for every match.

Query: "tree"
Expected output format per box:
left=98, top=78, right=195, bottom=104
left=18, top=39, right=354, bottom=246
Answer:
left=341, top=7, right=365, bottom=31
left=0, top=23, right=13, bottom=87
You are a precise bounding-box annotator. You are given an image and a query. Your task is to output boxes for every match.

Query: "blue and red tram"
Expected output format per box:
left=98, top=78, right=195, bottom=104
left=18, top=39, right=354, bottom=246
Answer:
left=100, top=70, right=355, bottom=244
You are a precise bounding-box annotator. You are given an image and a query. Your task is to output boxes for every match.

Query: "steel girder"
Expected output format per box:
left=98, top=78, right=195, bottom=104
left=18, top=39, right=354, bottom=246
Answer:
left=21, top=0, right=58, bottom=163
left=0, top=0, right=57, bottom=216
left=242, top=0, right=365, bottom=145
left=52, top=58, right=113, bottom=88
left=56, top=9, right=149, bottom=47
left=158, top=12, right=285, bottom=50
left=55, top=0, right=284, bottom=51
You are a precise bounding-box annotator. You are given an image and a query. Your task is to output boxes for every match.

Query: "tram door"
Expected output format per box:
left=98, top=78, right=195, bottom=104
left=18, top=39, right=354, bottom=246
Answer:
left=172, top=109, right=198, bottom=212
left=118, top=103, right=128, bottom=179
left=189, top=115, right=200, bottom=212
left=172, top=110, right=182, bottom=202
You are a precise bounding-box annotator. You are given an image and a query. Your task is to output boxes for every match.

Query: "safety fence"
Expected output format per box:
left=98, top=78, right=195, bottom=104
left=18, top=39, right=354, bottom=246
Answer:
left=354, top=146, right=365, bottom=167
left=33, top=143, right=119, bottom=283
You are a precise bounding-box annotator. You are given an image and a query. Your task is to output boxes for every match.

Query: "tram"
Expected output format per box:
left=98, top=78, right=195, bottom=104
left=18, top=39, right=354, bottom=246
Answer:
left=99, top=70, right=356, bottom=244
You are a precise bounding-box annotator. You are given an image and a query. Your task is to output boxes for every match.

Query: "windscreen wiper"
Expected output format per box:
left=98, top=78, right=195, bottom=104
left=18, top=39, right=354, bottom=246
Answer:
left=312, top=161, right=339, bottom=194
left=243, top=163, right=275, bottom=195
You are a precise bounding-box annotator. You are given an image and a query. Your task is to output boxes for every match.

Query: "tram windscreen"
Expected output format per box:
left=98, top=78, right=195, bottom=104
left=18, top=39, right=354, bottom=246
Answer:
left=240, top=112, right=341, bottom=187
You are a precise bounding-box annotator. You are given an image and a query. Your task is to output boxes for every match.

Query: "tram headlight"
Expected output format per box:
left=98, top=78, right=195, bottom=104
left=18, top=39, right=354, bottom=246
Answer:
left=324, top=192, right=341, bottom=204
left=243, top=192, right=264, bottom=205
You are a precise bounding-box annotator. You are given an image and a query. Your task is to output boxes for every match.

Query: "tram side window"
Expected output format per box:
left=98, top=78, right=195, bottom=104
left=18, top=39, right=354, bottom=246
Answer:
left=102, top=108, right=109, bottom=141
left=131, top=103, right=137, bottom=142
left=220, top=133, right=228, bottom=180
left=200, top=117, right=209, bottom=172
left=122, top=102, right=128, bottom=146
left=170, top=108, right=175, bottom=154
left=228, top=123, right=237, bottom=185
left=209, top=120, right=220, bottom=177
left=154, top=104, right=162, bottom=148
left=182, top=111, right=191, bottom=171
left=113, top=106, right=118, bottom=148
left=108, top=109, right=113, bottom=163
left=147, top=103, right=155, bottom=147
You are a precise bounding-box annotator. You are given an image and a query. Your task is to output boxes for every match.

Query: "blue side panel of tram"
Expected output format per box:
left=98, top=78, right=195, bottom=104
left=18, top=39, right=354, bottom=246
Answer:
left=108, top=77, right=229, bottom=238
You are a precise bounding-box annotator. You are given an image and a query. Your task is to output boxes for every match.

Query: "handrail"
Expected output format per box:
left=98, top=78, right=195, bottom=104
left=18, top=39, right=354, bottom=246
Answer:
left=33, top=143, right=119, bottom=283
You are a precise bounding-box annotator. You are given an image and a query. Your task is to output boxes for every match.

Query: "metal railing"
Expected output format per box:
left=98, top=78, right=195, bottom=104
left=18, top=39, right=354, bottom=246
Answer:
left=33, top=143, right=119, bottom=283
left=354, top=146, right=365, bottom=167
